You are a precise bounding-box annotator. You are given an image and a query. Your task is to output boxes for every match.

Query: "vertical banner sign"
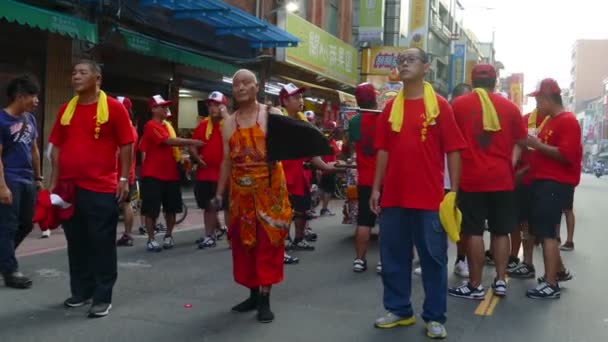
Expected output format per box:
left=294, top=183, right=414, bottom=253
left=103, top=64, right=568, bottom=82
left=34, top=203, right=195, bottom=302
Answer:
left=408, top=0, right=430, bottom=50
left=359, top=0, right=385, bottom=42
left=509, top=73, right=524, bottom=110
left=451, top=43, right=466, bottom=91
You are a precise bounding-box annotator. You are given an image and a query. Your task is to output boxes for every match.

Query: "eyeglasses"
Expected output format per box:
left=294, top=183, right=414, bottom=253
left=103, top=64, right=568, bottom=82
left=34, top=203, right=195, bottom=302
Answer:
left=396, top=55, right=424, bottom=66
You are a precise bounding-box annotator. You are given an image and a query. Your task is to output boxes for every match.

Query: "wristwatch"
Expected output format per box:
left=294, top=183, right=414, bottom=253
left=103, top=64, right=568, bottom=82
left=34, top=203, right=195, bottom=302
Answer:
left=119, top=177, right=128, bottom=182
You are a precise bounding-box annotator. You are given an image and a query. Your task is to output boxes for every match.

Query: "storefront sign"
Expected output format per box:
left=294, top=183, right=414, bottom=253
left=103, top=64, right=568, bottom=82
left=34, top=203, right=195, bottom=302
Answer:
left=359, top=0, right=385, bottom=42
left=361, top=47, right=404, bottom=75
left=450, top=43, right=466, bottom=92
left=281, top=13, right=358, bottom=87
left=408, top=0, right=430, bottom=50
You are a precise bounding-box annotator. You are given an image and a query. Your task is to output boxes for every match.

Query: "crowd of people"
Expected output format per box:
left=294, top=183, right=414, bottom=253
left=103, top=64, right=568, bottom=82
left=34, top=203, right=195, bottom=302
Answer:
left=0, top=47, right=582, bottom=339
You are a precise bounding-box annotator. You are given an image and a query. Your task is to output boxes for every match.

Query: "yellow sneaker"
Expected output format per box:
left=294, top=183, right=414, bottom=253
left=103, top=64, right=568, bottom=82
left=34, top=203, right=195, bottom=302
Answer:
left=374, top=313, right=416, bottom=329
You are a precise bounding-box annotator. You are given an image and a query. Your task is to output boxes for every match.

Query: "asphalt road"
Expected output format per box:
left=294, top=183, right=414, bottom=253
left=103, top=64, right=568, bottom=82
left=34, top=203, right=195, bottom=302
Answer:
left=1, top=174, right=607, bottom=342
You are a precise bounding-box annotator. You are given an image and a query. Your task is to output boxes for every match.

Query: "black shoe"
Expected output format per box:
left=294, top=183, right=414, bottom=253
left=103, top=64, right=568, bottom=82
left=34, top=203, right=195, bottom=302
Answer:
left=3, top=272, right=32, bottom=289
left=88, top=303, right=112, bottom=318
left=507, top=256, right=520, bottom=271
left=484, top=250, right=495, bottom=266
left=64, top=296, right=92, bottom=308
left=508, top=262, right=536, bottom=279
left=527, top=282, right=560, bottom=299
left=231, top=288, right=259, bottom=313
left=257, top=292, right=274, bottom=323
left=116, top=234, right=134, bottom=247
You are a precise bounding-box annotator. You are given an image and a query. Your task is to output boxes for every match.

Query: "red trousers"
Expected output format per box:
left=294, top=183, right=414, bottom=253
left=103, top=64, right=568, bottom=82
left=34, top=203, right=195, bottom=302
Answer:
left=231, top=224, right=285, bottom=288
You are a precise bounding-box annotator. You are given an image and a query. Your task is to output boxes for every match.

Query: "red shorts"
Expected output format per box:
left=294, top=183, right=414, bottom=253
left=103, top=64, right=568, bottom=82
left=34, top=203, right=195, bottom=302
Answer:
left=230, top=223, right=285, bottom=288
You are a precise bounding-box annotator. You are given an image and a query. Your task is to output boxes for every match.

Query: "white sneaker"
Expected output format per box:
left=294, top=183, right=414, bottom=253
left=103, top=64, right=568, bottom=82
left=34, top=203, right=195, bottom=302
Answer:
left=414, top=267, right=422, bottom=276
left=454, top=260, right=470, bottom=278
left=40, top=230, right=51, bottom=238
left=376, top=262, right=382, bottom=274
left=162, top=236, right=174, bottom=249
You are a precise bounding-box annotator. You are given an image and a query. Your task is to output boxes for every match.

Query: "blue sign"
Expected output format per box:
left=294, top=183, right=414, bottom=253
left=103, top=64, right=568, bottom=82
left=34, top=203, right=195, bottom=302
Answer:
left=449, top=43, right=467, bottom=93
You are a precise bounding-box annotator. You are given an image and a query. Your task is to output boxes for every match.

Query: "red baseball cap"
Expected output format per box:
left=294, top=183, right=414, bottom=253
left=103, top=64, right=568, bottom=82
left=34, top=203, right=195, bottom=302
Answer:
left=527, top=78, right=561, bottom=97
left=279, top=83, right=306, bottom=100
left=205, top=91, right=228, bottom=106
left=116, top=96, right=132, bottom=111
left=148, top=94, right=172, bottom=110
left=354, top=82, right=377, bottom=104
left=472, top=64, right=497, bottom=81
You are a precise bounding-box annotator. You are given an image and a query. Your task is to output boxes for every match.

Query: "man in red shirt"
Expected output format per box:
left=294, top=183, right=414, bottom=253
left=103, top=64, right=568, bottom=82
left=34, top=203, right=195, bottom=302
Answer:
left=448, top=64, right=526, bottom=300
left=508, top=108, right=547, bottom=279
left=346, top=83, right=381, bottom=273
left=370, top=48, right=466, bottom=339
left=139, top=95, right=202, bottom=252
left=190, top=91, right=229, bottom=249
left=525, top=78, right=581, bottom=299
left=49, top=60, right=134, bottom=318
left=279, top=84, right=335, bottom=254
left=115, top=96, right=138, bottom=247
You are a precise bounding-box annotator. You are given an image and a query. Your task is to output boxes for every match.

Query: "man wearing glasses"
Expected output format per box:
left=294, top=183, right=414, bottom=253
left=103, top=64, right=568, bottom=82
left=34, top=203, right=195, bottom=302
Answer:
left=370, top=48, right=466, bottom=339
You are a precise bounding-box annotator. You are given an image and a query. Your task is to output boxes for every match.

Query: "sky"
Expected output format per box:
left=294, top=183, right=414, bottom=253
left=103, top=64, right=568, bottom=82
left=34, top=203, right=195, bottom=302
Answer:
left=459, top=0, right=608, bottom=112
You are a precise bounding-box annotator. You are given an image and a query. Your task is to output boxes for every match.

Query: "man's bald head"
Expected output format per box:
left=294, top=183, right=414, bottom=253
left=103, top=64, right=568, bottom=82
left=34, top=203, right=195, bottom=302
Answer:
left=232, top=69, right=259, bottom=104
left=233, top=69, right=258, bottom=84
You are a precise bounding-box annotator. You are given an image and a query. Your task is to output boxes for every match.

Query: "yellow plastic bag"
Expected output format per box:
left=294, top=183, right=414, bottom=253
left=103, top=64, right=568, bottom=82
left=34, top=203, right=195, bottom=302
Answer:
left=439, top=192, right=462, bottom=243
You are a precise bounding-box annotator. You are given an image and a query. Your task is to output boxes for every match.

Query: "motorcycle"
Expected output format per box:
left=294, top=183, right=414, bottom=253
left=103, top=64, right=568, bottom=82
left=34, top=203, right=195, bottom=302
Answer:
left=595, top=168, right=602, bottom=178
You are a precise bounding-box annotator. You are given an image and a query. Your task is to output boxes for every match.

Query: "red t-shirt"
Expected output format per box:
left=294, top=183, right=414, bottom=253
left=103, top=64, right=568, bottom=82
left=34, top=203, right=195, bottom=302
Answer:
left=354, top=112, right=378, bottom=187
left=49, top=97, right=135, bottom=193
left=321, top=138, right=340, bottom=175
left=531, top=112, right=582, bottom=186
left=139, top=120, right=179, bottom=181
left=117, top=125, right=138, bottom=184
left=518, top=113, right=546, bottom=186
left=452, top=92, right=526, bottom=192
left=192, top=119, right=223, bottom=182
left=375, top=96, right=467, bottom=210
left=282, top=158, right=308, bottom=196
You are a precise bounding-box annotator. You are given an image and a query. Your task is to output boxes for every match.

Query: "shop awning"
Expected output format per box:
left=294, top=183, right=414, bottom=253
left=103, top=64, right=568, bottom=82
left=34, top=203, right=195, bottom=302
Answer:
left=119, top=29, right=238, bottom=76
left=0, top=0, right=97, bottom=43
left=140, top=0, right=300, bottom=48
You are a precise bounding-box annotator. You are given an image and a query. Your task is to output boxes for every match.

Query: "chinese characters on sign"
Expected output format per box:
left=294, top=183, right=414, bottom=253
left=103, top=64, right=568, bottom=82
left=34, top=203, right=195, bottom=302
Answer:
left=361, top=47, right=404, bottom=75
left=283, top=13, right=357, bottom=86
left=450, top=43, right=466, bottom=92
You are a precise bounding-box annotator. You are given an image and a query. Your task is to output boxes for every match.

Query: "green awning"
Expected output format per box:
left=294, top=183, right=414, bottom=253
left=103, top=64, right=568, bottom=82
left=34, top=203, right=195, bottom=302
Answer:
left=120, top=29, right=238, bottom=77
left=0, top=0, right=97, bottom=43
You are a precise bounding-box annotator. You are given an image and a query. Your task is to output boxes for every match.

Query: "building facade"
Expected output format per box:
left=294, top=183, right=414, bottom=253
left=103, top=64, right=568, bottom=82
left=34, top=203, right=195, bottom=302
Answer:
left=569, top=39, right=608, bottom=112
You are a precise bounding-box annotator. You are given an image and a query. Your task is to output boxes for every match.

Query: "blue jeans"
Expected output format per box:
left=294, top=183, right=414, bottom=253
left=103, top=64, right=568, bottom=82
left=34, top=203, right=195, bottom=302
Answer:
left=0, top=181, right=35, bottom=275
left=380, top=208, right=448, bottom=323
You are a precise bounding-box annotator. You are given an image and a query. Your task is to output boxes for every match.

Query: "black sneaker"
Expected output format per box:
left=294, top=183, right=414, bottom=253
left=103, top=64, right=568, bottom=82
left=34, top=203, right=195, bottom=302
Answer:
left=560, top=241, right=574, bottom=251
left=353, top=259, right=367, bottom=273
left=116, top=234, right=134, bottom=247
left=291, top=239, right=315, bottom=251
left=484, top=250, right=495, bottom=266
left=508, top=262, right=536, bottom=279
left=3, top=272, right=32, bottom=289
left=507, top=256, right=520, bottom=271
left=526, top=282, right=561, bottom=299
left=138, top=226, right=146, bottom=235
left=88, top=303, right=112, bottom=318
left=64, top=296, right=92, bottom=308
left=537, top=269, right=573, bottom=283
left=216, top=226, right=228, bottom=241
left=197, top=236, right=217, bottom=249
left=448, top=282, right=486, bottom=300
left=304, top=227, right=318, bottom=242
left=492, top=279, right=507, bottom=297
left=284, top=252, right=299, bottom=264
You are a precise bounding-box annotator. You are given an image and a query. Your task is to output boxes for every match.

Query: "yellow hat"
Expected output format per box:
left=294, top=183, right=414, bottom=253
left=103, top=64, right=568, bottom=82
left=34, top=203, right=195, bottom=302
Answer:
left=439, top=192, right=462, bottom=243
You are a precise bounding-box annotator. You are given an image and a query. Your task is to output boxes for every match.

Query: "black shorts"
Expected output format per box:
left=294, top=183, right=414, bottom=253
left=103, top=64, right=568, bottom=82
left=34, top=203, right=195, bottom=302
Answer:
left=319, top=173, right=336, bottom=194
left=289, top=192, right=311, bottom=218
left=529, top=180, right=574, bottom=240
left=140, top=177, right=183, bottom=219
left=458, top=190, right=517, bottom=236
left=357, top=185, right=377, bottom=227
left=515, top=184, right=533, bottom=223
left=194, top=181, right=226, bottom=210
left=563, top=188, right=574, bottom=211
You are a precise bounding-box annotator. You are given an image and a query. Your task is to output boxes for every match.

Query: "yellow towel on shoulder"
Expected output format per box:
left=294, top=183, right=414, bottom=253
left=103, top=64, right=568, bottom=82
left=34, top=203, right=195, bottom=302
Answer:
left=60, top=91, right=109, bottom=136
left=439, top=191, right=462, bottom=243
left=388, top=82, right=439, bottom=132
left=163, top=120, right=181, bottom=162
left=473, top=88, right=501, bottom=132
left=528, top=109, right=549, bottom=131
left=204, top=118, right=223, bottom=140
